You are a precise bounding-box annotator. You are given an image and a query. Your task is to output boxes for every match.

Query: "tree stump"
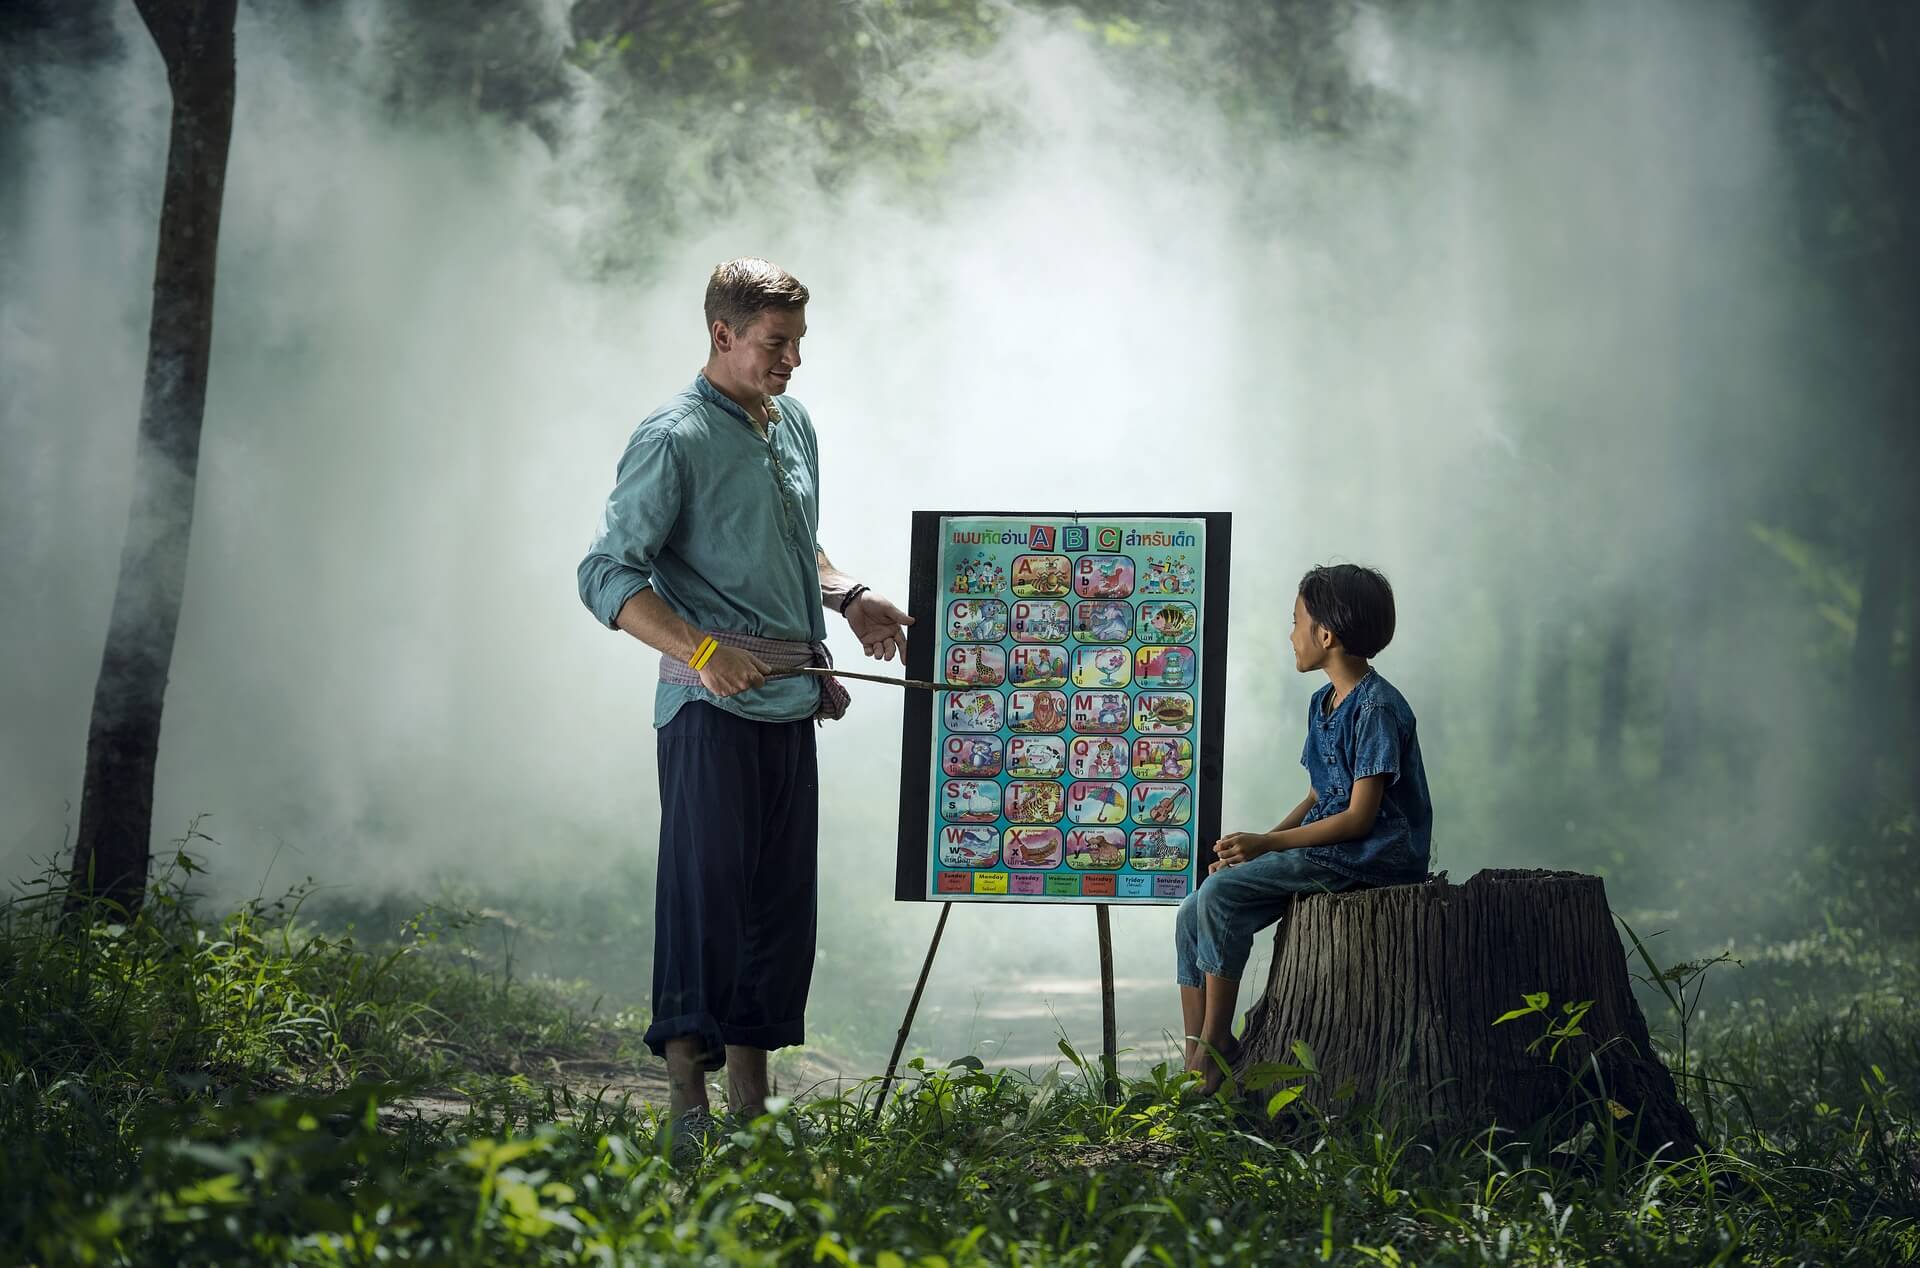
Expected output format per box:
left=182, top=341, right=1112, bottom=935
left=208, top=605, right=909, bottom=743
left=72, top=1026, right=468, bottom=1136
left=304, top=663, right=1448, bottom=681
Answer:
left=1234, top=868, right=1703, bottom=1155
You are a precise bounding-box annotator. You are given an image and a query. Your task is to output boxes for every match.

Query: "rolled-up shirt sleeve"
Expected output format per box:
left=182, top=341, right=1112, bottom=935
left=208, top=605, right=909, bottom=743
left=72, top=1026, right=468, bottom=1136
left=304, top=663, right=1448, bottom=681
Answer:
left=577, top=428, right=682, bottom=629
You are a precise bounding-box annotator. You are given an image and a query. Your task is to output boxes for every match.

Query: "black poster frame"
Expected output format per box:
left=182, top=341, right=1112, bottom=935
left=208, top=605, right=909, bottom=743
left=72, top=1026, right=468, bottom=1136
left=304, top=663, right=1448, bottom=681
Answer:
left=894, top=510, right=1233, bottom=904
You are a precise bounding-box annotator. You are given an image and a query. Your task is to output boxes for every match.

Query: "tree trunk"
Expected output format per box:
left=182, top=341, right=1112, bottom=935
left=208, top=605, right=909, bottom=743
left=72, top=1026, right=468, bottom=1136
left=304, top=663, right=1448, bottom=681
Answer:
left=1832, top=2, right=1920, bottom=810
left=66, top=0, right=238, bottom=917
left=1595, top=618, right=1631, bottom=778
left=1884, top=258, right=1920, bottom=814
left=1235, top=869, right=1703, bottom=1156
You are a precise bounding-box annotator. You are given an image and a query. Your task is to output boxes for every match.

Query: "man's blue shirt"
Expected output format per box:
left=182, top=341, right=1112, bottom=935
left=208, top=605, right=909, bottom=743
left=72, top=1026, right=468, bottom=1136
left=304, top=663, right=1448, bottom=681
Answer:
left=577, top=375, right=827, bottom=727
left=1297, top=669, right=1433, bottom=886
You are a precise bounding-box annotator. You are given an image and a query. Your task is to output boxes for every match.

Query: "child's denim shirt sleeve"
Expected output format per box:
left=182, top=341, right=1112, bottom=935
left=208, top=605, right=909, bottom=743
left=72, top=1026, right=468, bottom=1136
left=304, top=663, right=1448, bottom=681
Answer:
left=1297, top=676, right=1432, bottom=885
left=1350, top=704, right=1402, bottom=782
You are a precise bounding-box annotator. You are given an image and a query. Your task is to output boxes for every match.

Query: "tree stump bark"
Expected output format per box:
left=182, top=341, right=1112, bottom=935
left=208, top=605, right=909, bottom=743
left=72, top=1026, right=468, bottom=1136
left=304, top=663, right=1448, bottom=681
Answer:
left=1234, top=868, right=1703, bottom=1156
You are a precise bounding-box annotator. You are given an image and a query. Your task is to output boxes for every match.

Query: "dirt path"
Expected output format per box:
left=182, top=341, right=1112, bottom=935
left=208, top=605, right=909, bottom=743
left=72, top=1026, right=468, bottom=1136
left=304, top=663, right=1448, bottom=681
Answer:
left=383, top=967, right=1213, bottom=1126
left=887, top=969, right=1212, bottom=1075
left=382, top=1044, right=859, bottom=1127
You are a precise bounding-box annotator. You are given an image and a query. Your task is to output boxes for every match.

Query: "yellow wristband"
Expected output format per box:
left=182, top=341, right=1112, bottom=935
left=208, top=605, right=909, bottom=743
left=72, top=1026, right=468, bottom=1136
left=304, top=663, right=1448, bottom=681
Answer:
left=689, top=636, right=718, bottom=670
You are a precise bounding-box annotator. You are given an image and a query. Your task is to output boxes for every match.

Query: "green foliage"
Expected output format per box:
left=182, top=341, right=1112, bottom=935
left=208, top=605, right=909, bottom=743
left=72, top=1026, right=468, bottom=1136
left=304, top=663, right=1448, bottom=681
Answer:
left=1748, top=520, right=1863, bottom=646
left=1491, top=991, right=1594, bottom=1063
left=0, top=834, right=643, bottom=1251
left=6, top=856, right=1920, bottom=1264
left=18, top=1003, right=1920, bottom=1263
left=541, top=0, right=1401, bottom=271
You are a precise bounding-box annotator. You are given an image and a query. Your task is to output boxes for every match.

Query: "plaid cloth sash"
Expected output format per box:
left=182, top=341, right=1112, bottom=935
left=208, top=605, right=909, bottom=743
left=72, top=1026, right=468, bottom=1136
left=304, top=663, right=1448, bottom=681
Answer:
left=659, top=629, right=851, bottom=723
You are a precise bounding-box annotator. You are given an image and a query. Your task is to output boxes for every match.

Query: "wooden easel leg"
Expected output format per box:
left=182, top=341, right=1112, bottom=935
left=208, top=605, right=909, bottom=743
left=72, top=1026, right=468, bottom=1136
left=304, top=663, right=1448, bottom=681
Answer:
left=1097, top=903, right=1119, bottom=1105
left=874, top=900, right=952, bottom=1123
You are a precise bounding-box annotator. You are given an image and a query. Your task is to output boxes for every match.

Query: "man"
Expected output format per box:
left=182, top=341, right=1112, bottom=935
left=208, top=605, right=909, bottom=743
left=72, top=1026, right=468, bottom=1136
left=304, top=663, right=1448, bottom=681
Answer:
left=577, top=258, right=912, bottom=1146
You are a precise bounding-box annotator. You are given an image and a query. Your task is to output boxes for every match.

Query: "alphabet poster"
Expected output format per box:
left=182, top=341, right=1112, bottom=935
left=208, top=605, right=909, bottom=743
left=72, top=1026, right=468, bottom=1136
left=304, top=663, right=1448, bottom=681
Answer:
left=896, top=513, right=1232, bottom=905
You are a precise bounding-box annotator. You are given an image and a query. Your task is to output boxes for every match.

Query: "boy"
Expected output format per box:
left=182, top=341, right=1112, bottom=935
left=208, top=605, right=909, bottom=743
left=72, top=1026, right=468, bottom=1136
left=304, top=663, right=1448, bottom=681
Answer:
left=1174, top=563, right=1433, bottom=1091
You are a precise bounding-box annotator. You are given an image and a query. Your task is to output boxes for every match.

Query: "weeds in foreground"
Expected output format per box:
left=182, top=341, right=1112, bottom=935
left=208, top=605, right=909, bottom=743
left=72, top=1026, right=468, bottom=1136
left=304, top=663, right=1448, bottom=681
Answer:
left=16, top=1033, right=1920, bottom=1265
left=0, top=836, right=630, bottom=1241
left=4, top=849, right=1918, bottom=1265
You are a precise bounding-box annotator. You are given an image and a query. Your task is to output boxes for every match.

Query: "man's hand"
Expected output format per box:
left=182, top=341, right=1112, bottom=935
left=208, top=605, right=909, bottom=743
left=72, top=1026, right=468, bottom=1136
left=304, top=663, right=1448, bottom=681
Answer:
left=699, top=645, right=769, bottom=697
left=1213, top=831, right=1275, bottom=867
left=847, top=592, right=914, bottom=662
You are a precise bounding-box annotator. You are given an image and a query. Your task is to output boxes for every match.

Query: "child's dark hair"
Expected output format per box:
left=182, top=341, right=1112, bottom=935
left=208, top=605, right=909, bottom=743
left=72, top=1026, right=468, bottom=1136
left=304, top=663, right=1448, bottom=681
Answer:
left=1298, top=564, right=1395, bottom=659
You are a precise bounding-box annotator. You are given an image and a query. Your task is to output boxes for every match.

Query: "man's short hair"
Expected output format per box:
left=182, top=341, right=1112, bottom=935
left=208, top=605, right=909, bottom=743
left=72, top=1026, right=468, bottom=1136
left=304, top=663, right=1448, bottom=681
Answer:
left=705, top=258, right=808, bottom=337
left=1298, top=563, right=1396, bottom=659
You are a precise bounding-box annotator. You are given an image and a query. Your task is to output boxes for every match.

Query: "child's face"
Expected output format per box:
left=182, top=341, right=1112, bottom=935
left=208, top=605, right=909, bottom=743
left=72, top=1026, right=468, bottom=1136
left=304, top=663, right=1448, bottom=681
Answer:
left=1290, top=592, right=1333, bottom=672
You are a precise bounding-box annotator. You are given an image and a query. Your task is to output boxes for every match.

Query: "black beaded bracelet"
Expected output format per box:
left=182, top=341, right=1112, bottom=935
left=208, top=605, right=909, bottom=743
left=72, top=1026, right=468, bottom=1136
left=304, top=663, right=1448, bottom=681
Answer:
left=837, top=583, right=869, bottom=615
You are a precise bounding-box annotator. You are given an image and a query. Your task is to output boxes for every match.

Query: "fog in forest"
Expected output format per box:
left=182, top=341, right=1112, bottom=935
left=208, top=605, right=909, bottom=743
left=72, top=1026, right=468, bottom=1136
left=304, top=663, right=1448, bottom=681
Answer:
left=3, top=0, right=1902, bottom=1066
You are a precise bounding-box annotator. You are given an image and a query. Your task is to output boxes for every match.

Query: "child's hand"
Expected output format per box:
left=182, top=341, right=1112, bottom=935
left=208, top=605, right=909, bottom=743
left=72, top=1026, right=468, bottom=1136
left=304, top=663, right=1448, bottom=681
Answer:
left=1213, top=832, right=1272, bottom=866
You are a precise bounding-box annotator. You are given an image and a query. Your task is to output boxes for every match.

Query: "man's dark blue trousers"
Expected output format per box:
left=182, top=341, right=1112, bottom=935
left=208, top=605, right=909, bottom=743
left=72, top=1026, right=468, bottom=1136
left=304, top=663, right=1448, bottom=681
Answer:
left=643, top=701, right=819, bottom=1070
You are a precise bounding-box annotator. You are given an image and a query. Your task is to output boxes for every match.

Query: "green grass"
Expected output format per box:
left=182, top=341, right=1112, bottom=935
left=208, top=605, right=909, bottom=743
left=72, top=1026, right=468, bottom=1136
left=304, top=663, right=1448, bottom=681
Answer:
left=4, top=841, right=1917, bottom=1265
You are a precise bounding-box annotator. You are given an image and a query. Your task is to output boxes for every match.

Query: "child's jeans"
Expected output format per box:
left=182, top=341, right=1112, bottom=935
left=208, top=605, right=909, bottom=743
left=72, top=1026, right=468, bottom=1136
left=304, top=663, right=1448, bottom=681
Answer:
left=1174, top=848, right=1358, bottom=986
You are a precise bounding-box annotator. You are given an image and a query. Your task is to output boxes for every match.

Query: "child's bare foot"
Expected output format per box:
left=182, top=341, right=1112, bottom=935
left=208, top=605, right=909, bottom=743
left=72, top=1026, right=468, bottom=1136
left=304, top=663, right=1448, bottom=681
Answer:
left=1188, top=1033, right=1242, bottom=1094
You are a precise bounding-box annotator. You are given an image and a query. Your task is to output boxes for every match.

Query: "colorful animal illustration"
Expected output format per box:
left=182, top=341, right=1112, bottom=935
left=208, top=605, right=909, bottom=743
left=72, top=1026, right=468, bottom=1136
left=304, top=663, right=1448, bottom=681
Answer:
left=1129, top=828, right=1189, bottom=870
left=1075, top=602, right=1131, bottom=642
left=1143, top=603, right=1195, bottom=642
left=1012, top=600, right=1069, bottom=642
left=940, top=826, right=1000, bottom=868
left=1076, top=555, right=1134, bottom=598
left=1012, top=647, right=1067, bottom=686
left=1066, top=829, right=1127, bottom=870
left=945, top=736, right=1004, bottom=777
left=1013, top=554, right=1071, bottom=597
left=1007, top=782, right=1063, bottom=824
left=947, top=600, right=1007, bottom=641
left=1009, top=738, right=1064, bottom=777
left=1011, top=690, right=1068, bottom=733
left=942, top=780, right=1000, bottom=822
left=1130, top=738, right=1194, bottom=780
left=946, top=645, right=1005, bottom=687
